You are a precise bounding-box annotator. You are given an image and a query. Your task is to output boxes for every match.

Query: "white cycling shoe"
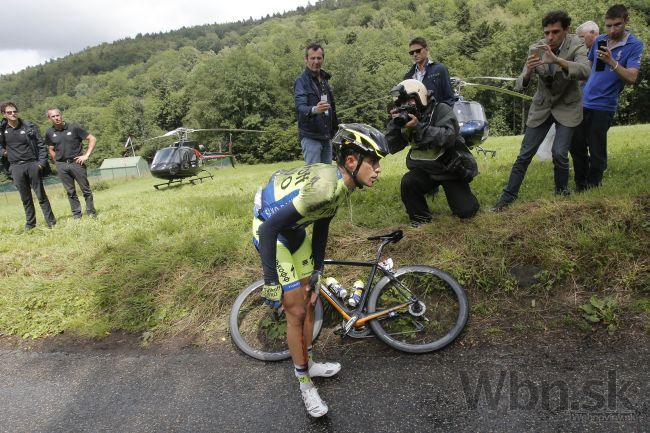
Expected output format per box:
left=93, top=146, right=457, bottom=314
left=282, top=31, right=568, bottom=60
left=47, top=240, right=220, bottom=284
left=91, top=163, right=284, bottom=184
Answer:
left=308, top=361, right=341, bottom=378
left=301, top=386, right=328, bottom=418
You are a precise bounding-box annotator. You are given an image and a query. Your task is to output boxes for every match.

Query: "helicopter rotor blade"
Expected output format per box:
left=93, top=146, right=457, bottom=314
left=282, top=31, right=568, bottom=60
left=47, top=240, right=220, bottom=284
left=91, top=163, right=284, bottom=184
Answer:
left=163, top=129, right=183, bottom=137
left=140, top=133, right=172, bottom=142
left=189, top=128, right=265, bottom=133
left=462, top=82, right=532, bottom=101
left=466, top=76, right=517, bottom=82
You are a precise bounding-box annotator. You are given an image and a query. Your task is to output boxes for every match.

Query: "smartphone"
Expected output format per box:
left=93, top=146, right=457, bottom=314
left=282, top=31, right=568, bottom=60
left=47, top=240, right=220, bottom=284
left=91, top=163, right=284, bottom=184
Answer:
left=595, top=39, right=607, bottom=72
left=529, top=46, right=544, bottom=61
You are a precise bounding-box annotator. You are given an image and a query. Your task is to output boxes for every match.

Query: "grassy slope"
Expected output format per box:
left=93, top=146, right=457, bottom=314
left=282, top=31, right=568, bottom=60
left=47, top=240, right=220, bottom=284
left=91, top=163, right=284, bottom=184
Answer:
left=0, top=125, right=648, bottom=342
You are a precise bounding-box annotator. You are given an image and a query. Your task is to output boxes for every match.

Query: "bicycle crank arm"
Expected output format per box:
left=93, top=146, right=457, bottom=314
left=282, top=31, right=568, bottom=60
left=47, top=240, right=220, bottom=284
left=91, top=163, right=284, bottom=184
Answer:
left=340, top=315, right=359, bottom=338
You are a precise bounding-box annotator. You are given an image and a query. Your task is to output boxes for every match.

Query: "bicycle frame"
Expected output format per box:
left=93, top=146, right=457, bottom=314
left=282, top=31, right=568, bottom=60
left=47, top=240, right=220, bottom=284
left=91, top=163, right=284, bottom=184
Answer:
left=320, top=234, right=416, bottom=334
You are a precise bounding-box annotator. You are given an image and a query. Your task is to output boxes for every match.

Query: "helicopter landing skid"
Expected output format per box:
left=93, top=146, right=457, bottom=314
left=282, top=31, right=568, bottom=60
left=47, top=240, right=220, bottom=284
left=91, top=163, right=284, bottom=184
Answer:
left=188, top=170, right=214, bottom=185
left=153, top=171, right=214, bottom=190
left=475, top=145, right=496, bottom=158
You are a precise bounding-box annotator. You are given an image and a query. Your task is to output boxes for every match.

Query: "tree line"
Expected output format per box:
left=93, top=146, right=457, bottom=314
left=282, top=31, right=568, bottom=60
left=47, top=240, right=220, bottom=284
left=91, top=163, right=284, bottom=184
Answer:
left=0, top=0, right=648, bottom=169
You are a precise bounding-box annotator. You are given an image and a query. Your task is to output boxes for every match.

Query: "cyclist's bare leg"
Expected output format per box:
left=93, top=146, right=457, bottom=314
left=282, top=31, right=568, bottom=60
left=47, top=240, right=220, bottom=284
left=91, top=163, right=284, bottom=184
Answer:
left=283, top=277, right=314, bottom=366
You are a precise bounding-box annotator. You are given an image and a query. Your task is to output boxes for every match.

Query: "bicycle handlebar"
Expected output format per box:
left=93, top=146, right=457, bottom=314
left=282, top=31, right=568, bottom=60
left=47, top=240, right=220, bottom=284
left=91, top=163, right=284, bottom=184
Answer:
left=367, top=230, right=403, bottom=243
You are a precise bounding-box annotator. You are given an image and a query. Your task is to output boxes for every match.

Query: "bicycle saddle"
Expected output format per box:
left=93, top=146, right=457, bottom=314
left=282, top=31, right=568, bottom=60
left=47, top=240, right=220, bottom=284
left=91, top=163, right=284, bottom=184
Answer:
left=367, top=230, right=403, bottom=243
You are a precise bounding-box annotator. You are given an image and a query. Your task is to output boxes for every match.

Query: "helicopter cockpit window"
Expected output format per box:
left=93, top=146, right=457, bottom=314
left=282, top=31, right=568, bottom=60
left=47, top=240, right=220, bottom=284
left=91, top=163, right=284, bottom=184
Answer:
left=152, top=147, right=177, bottom=165
left=453, top=101, right=487, bottom=124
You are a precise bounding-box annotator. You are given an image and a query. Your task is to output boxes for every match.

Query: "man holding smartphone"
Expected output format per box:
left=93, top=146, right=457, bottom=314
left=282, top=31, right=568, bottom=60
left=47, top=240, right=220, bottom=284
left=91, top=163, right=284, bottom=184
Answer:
left=570, top=4, right=644, bottom=192
left=294, top=43, right=339, bottom=164
left=492, top=11, right=590, bottom=211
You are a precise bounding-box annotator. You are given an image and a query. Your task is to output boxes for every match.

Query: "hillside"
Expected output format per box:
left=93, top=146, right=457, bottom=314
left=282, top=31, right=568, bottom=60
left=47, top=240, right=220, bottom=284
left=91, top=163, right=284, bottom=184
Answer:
left=0, top=0, right=648, bottom=169
left=0, top=126, right=648, bottom=344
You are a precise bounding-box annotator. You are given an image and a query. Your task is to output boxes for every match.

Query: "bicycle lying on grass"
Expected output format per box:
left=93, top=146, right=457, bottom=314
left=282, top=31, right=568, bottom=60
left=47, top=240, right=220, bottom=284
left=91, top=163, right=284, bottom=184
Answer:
left=230, top=230, right=469, bottom=361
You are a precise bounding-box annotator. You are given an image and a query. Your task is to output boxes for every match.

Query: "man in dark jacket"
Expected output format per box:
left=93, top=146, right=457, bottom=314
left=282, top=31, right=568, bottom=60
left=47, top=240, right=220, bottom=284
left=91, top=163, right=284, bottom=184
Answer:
left=386, top=80, right=479, bottom=226
left=293, top=43, right=339, bottom=164
left=0, top=101, right=56, bottom=229
left=403, top=37, right=455, bottom=106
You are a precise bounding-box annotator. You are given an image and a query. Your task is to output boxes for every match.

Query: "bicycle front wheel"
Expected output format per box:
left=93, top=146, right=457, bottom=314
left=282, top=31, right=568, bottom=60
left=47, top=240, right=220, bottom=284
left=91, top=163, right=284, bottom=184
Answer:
left=229, top=280, right=324, bottom=361
left=367, top=266, right=468, bottom=354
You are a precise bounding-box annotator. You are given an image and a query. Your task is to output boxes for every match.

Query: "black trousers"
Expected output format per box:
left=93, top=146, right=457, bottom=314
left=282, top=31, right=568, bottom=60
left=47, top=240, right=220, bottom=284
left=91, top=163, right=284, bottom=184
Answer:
left=10, top=162, right=56, bottom=228
left=401, top=168, right=479, bottom=223
left=570, top=108, right=615, bottom=188
left=56, top=161, right=96, bottom=217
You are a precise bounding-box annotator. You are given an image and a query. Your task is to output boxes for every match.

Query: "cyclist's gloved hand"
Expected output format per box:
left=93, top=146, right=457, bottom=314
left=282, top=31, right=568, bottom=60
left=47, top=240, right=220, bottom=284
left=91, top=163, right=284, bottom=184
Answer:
left=308, top=270, right=322, bottom=295
left=261, top=283, right=282, bottom=309
left=308, top=270, right=322, bottom=306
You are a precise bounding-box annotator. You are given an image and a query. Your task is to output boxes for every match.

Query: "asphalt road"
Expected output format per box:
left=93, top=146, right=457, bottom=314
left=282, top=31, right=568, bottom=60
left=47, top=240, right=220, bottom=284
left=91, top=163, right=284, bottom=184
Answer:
left=0, top=336, right=647, bottom=433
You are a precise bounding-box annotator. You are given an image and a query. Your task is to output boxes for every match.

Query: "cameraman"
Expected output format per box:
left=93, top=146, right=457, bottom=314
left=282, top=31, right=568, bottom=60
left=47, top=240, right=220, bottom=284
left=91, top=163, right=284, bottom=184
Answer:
left=386, top=79, right=479, bottom=226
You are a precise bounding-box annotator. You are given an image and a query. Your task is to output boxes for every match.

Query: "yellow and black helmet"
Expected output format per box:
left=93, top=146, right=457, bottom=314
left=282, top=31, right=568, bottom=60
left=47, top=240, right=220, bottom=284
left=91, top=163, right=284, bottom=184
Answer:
left=332, top=123, right=390, bottom=160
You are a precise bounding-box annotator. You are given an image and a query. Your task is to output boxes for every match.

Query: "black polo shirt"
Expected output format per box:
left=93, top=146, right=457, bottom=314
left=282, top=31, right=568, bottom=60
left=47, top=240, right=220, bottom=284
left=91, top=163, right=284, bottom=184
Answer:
left=1, top=119, right=38, bottom=163
left=45, top=122, right=89, bottom=161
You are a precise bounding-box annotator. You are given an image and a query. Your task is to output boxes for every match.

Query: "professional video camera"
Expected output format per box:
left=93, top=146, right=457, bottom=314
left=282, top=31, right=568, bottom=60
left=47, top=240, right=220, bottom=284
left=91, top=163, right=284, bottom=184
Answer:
left=390, top=79, right=428, bottom=128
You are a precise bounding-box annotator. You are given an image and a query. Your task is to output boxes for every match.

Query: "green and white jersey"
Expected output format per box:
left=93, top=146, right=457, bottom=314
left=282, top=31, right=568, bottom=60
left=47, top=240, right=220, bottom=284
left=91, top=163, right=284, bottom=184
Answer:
left=254, top=163, right=350, bottom=228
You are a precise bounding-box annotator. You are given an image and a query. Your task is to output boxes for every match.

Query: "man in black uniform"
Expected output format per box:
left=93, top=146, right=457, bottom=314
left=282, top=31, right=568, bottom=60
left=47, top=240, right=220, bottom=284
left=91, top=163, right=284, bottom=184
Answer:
left=45, top=108, right=97, bottom=218
left=0, top=101, right=56, bottom=230
left=386, top=80, right=479, bottom=226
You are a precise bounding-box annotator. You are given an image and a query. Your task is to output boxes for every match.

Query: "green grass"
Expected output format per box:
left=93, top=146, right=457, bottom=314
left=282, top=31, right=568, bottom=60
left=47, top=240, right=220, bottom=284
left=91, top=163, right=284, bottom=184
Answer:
left=0, top=124, right=649, bottom=342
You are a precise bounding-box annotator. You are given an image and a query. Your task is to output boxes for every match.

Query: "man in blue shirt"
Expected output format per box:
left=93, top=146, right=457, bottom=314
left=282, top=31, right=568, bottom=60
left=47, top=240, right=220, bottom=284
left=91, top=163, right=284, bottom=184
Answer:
left=570, top=4, right=644, bottom=191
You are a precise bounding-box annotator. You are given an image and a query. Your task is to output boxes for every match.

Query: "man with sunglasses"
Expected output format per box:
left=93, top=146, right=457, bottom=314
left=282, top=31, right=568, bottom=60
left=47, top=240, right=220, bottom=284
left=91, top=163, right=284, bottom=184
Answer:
left=492, top=11, right=590, bottom=212
left=0, top=101, right=56, bottom=229
left=403, top=37, right=455, bottom=106
left=570, top=4, right=644, bottom=192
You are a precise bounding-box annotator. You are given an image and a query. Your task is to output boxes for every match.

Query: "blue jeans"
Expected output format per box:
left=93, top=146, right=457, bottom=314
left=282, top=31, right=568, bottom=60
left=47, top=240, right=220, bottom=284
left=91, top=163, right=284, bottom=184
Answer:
left=500, top=115, right=574, bottom=203
left=301, top=137, right=332, bottom=164
left=570, top=108, right=614, bottom=189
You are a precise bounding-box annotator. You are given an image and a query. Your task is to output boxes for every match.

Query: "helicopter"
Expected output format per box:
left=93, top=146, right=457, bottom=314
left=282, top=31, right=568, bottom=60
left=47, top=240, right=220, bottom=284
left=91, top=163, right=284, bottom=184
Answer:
left=143, top=127, right=262, bottom=189
left=451, top=76, right=532, bottom=157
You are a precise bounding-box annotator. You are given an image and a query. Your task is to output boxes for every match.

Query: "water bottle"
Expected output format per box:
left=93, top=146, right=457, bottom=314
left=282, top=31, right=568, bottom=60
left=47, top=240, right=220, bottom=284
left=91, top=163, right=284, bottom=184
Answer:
left=348, top=280, right=364, bottom=307
left=325, top=277, right=347, bottom=299
left=378, top=258, right=394, bottom=272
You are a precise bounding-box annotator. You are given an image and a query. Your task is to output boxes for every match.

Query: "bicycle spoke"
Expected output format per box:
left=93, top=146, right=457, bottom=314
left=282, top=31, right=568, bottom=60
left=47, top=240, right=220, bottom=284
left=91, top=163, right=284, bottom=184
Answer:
left=369, top=267, right=468, bottom=353
left=235, top=286, right=290, bottom=354
left=230, top=280, right=324, bottom=361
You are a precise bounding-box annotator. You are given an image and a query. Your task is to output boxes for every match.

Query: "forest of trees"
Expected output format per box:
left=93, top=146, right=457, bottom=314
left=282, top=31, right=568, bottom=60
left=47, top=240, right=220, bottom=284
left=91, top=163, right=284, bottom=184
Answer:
left=0, top=0, right=648, bottom=169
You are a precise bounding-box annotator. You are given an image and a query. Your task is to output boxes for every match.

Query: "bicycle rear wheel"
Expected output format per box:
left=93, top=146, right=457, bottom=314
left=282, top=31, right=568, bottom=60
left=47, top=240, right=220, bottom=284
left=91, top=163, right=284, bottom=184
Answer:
left=367, top=266, right=468, bottom=353
left=229, top=280, right=324, bottom=361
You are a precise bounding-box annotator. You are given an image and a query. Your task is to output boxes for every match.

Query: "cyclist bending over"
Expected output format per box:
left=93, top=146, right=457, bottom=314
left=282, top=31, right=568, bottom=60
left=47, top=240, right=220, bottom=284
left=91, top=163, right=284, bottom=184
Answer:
left=253, top=123, right=389, bottom=417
